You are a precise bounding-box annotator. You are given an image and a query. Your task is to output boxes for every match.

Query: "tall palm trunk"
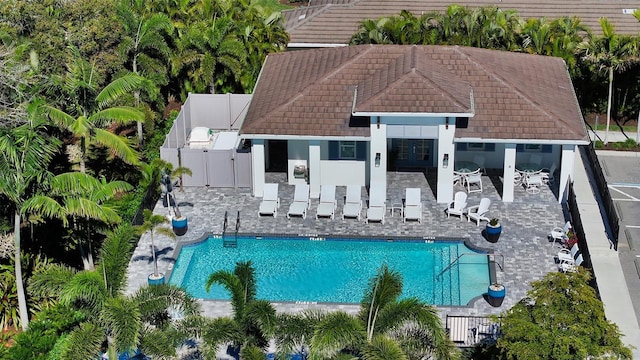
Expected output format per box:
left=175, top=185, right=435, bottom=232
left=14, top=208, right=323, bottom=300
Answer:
left=605, top=67, right=614, bottom=144
left=14, top=211, right=29, bottom=330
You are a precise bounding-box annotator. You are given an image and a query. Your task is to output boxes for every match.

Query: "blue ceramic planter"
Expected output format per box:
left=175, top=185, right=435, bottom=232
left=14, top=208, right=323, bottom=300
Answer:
left=148, top=273, right=165, bottom=286
left=172, top=216, right=188, bottom=236
left=487, top=284, right=506, bottom=307
left=485, top=224, right=502, bottom=243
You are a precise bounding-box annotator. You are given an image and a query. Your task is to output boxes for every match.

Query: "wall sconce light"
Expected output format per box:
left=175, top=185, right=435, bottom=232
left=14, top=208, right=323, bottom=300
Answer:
left=375, top=153, right=381, bottom=167
left=443, top=153, right=449, bottom=168
left=377, top=117, right=381, bottom=129
left=445, top=117, right=450, bottom=130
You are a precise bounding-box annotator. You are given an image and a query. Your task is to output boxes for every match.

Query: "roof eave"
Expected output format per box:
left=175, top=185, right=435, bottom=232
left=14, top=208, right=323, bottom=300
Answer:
left=353, top=111, right=474, bottom=118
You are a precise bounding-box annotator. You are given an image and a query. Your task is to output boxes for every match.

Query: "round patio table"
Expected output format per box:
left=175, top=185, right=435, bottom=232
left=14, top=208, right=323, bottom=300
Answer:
left=516, top=162, right=542, bottom=173
left=454, top=161, right=480, bottom=174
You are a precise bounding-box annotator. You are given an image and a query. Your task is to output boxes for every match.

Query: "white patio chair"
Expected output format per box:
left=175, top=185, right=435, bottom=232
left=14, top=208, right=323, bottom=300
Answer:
left=467, top=198, right=491, bottom=226
left=342, top=185, right=362, bottom=220
left=465, top=171, right=483, bottom=193
left=366, top=183, right=386, bottom=224
left=541, top=163, right=557, bottom=184
left=558, top=253, right=583, bottom=273
left=287, top=184, right=310, bottom=219
left=403, top=188, right=422, bottom=223
left=558, top=243, right=580, bottom=263
left=514, top=171, right=523, bottom=186
left=446, top=191, right=467, bottom=221
left=549, top=221, right=572, bottom=247
left=525, top=173, right=543, bottom=194
left=453, top=172, right=463, bottom=187
left=258, top=183, right=280, bottom=217
left=316, top=185, right=337, bottom=219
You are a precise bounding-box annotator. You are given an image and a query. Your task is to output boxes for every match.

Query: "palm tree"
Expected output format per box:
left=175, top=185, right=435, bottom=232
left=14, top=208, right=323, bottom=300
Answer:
left=309, top=264, right=457, bottom=360
left=580, top=17, right=638, bottom=144
left=203, top=261, right=278, bottom=359
left=44, top=50, right=144, bottom=173
left=117, top=4, right=174, bottom=145
left=0, top=101, right=60, bottom=330
left=30, top=225, right=201, bottom=360
left=135, top=209, right=175, bottom=279
left=22, top=172, right=132, bottom=270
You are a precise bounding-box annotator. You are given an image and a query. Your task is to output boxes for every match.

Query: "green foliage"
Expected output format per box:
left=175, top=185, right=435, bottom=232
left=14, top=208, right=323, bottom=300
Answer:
left=97, top=224, right=138, bottom=295
left=497, top=270, right=632, bottom=359
left=6, top=303, right=85, bottom=360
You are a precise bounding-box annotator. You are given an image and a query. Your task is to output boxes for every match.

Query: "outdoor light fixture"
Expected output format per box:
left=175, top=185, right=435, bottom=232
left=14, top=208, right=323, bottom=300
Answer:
left=446, top=117, right=450, bottom=130
left=377, top=117, right=381, bottom=129
left=443, top=154, right=449, bottom=168
left=375, top=153, right=381, bottom=167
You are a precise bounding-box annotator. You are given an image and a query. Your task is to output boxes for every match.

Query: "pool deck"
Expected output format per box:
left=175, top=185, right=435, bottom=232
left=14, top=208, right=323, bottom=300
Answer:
left=126, top=171, right=565, bottom=320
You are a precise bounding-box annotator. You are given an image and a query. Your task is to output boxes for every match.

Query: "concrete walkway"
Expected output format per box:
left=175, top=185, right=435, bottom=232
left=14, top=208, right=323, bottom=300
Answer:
left=589, top=129, right=639, bottom=143
left=574, top=147, right=640, bottom=356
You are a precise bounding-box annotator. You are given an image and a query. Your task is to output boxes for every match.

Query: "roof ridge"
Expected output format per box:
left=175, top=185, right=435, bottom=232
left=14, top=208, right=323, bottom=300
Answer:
left=455, top=47, right=556, bottom=117
left=255, top=46, right=371, bottom=120
left=412, top=48, right=472, bottom=111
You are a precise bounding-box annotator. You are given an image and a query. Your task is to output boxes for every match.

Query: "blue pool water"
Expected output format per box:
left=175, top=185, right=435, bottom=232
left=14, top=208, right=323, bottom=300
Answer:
left=168, top=236, right=490, bottom=306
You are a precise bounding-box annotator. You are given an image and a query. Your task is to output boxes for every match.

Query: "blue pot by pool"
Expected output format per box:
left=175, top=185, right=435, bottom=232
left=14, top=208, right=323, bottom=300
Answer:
left=487, top=284, right=506, bottom=307
left=485, top=224, right=502, bottom=243
left=148, top=273, right=165, bottom=286
left=172, top=216, right=188, bottom=236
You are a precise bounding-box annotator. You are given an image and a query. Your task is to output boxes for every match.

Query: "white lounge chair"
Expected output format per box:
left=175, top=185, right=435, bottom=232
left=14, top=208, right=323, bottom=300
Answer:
left=558, top=253, right=583, bottom=273
left=465, top=171, right=483, bottom=193
left=316, top=185, right=337, bottom=219
left=403, top=188, right=422, bottom=223
left=287, top=184, right=310, bottom=219
left=467, top=198, right=491, bottom=226
left=558, top=243, right=580, bottom=263
left=549, top=221, right=571, bottom=247
left=541, top=163, right=557, bottom=184
left=258, top=183, right=280, bottom=217
left=446, top=191, right=467, bottom=220
left=366, top=184, right=386, bottom=224
left=342, top=185, right=362, bottom=220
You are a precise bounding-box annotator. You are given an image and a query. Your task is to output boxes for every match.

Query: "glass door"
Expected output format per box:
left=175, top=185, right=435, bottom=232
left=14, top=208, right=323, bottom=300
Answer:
left=392, top=139, right=433, bottom=169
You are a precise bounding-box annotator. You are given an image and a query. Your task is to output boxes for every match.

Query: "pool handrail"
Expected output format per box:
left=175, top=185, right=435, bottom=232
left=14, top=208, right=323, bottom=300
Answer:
left=437, top=253, right=503, bottom=280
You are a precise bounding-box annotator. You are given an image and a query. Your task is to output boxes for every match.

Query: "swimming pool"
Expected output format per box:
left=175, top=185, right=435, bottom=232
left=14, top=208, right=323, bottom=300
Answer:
left=168, top=236, right=490, bottom=306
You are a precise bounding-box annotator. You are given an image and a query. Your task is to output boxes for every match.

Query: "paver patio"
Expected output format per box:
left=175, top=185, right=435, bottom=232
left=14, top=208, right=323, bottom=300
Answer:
left=126, top=171, right=566, bottom=320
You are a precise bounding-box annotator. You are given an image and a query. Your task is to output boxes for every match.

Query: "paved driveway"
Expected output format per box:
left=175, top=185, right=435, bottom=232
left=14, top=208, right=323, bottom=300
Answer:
left=596, top=151, right=640, bottom=326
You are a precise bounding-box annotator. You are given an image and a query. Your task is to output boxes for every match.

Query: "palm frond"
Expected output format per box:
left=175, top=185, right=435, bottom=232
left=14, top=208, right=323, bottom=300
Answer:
left=59, top=270, right=108, bottom=315
left=42, top=104, right=77, bottom=130
left=361, top=335, right=407, bottom=360
left=28, top=263, right=77, bottom=300
left=91, top=106, right=145, bottom=125
left=96, top=74, right=147, bottom=109
left=93, top=128, right=140, bottom=165
left=58, top=322, right=104, bottom=360
left=241, top=344, right=266, bottom=360
left=22, top=195, right=67, bottom=224
left=65, top=197, right=121, bottom=224
left=201, top=317, right=242, bottom=357
left=98, top=224, right=137, bottom=294
left=206, top=270, right=245, bottom=319
left=245, top=299, right=278, bottom=339
left=101, top=296, right=142, bottom=354
left=134, top=284, right=201, bottom=323
left=310, top=311, right=366, bottom=360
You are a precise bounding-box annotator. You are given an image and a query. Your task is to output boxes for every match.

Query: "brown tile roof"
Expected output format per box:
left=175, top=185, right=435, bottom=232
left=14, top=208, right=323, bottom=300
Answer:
left=283, top=0, right=640, bottom=45
left=241, top=45, right=588, bottom=142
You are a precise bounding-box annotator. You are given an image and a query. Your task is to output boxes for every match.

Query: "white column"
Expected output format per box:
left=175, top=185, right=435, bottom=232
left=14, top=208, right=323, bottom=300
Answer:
left=502, top=144, right=517, bottom=202
left=559, top=144, right=576, bottom=203
left=251, top=139, right=266, bottom=197
left=436, top=120, right=455, bottom=203
left=370, top=121, right=387, bottom=194
left=309, top=140, right=321, bottom=199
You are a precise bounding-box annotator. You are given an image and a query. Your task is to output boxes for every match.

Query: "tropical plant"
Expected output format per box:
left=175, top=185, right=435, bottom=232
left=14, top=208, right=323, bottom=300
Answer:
left=117, top=4, right=174, bottom=145
left=309, top=264, right=457, bottom=360
left=580, top=17, right=638, bottom=144
left=22, top=172, right=132, bottom=270
left=0, top=102, right=60, bottom=330
left=135, top=209, right=175, bottom=279
left=497, top=269, right=632, bottom=359
left=203, top=260, right=278, bottom=359
left=29, top=225, right=201, bottom=360
left=44, top=49, right=145, bottom=173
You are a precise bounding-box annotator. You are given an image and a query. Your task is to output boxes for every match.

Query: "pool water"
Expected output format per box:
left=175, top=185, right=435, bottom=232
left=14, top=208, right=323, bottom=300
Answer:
left=168, top=236, right=490, bottom=306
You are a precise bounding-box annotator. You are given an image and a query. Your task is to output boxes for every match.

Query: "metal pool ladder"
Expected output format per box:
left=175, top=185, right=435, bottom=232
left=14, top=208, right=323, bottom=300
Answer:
left=223, top=211, right=240, bottom=248
left=436, top=253, right=504, bottom=280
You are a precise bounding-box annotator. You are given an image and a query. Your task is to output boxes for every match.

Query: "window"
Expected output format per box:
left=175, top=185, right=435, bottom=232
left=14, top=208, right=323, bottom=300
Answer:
left=524, top=144, right=542, bottom=151
left=339, top=141, right=356, bottom=159
left=467, top=143, right=485, bottom=150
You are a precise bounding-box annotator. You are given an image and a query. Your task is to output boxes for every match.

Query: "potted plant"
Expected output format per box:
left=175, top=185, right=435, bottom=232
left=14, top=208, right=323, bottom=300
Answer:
left=136, top=209, right=176, bottom=285
left=487, top=283, right=506, bottom=307
left=147, top=159, right=192, bottom=236
left=485, top=218, right=502, bottom=243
